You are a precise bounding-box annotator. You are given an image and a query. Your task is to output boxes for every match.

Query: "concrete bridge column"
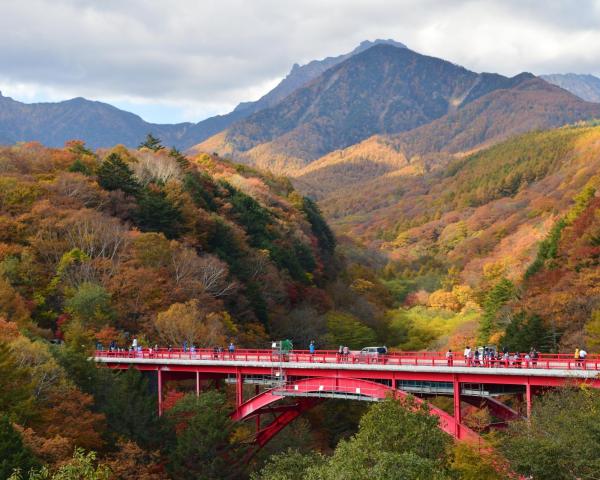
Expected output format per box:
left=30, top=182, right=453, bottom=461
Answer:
left=525, top=379, right=532, bottom=418
left=157, top=368, right=163, bottom=416
left=236, top=369, right=243, bottom=407
left=453, top=374, right=461, bottom=437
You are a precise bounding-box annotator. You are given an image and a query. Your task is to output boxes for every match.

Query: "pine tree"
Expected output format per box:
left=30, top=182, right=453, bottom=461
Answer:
left=96, top=153, right=140, bottom=196
left=0, top=416, right=38, bottom=479
left=101, top=368, right=166, bottom=450
left=478, top=278, right=516, bottom=344
left=138, top=133, right=164, bottom=152
left=166, top=391, right=245, bottom=480
left=68, top=158, right=92, bottom=176
left=135, top=188, right=183, bottom=238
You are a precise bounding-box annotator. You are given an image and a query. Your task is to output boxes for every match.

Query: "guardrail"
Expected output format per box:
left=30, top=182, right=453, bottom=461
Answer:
left=94, top=348, right=600, bottom=371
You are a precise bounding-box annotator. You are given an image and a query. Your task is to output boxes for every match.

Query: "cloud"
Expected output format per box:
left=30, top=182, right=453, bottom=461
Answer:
left=1, top=0, right=600, bottom=122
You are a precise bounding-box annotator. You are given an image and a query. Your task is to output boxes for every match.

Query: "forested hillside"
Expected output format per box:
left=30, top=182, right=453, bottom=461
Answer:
left=310, top=124, right=600, bottom=353
left=0, top=138, right=405, bottom=476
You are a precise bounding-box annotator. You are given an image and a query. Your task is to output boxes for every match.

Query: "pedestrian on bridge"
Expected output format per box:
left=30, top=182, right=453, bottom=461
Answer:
left=530, top=347, right=538, bottom=368
left=309, top=341, right=315, bottom=355
left=579, top=348, right=587, bottom=368
left=464, top=346, right=472, bottom=366
left=446, top=349, right=453, bottom=366
left=229, top=341, right=235, bottom=358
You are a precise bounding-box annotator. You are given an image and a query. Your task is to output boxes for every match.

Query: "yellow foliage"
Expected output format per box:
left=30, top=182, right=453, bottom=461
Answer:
left=585, top=311, right=600, bottom=352
left=428, top=290, right=461, bottom=312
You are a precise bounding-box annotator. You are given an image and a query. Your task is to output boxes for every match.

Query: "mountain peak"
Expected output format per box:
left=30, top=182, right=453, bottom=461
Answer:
left=353, top=39, right=407, bottom=53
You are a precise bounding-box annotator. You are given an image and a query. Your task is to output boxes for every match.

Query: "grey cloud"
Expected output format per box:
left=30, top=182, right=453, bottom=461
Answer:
left=1, top=0, right=600, bottom=122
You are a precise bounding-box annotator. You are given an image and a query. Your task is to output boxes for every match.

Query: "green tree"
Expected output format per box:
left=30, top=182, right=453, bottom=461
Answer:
left=65, top=282, right=114, bottom=329
left=501, top=387, right=600, bottom=479
left=10, top=448, right=110, bottom=480
left=139, top=133, right=164, bottom=152
left=100, top=368, right=165, bottom=450
left=299, top=197, right=335, bottom=256
left=68, top=158, right=92, bottom=176
left=502, top=313, right=552, bottom=352
left=251, top=449, right=326, bottom=480
left=478, top=278, right=516, bottom=344
left=254, top=397, right=451, bottom=480
left=584, top=310, right=600, bottom=351
left=166, top=391, right=245, bottom=480
left=96, top=153, right=140, bottom=196
left=0, top=342, right=35, bottom=422
left=135, top=188, right=183, bottom=239
left=0, top=416, right=38, bottom=479
left=323, top=311, right=377, bottom=349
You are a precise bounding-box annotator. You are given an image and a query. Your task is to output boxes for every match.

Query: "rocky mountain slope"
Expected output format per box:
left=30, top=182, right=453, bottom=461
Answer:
left=296, top=76, right=600, bottom=198
left=196, top=45, right=600, bottom=175
left=541, top=73, right=600, bottom=103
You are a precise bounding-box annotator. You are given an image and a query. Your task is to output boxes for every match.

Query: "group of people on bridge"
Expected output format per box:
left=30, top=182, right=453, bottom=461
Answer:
left=453, top=346, right=541, bottom=368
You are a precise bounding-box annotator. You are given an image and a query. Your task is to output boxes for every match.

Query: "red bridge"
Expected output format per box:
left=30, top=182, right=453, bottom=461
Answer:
left=95, top=348, right=600, bottom=451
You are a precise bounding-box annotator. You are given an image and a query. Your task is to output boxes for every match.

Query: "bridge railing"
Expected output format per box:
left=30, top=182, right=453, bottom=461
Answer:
left=94, top=348, right=600, bottom=370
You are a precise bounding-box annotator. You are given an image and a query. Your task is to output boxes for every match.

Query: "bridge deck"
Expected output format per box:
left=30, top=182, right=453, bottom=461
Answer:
left=94, top=348, right=600, bottom=382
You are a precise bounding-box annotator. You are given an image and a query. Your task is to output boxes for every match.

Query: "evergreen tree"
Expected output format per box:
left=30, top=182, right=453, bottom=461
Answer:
left=501, top=387, right=600, bottom=479
left=0, top=416, right=38, bottom=479
left=101, top=368, right=166, bottom=450
left=139, top=133, right=164, bottom=151
left=135, top=188, right=183, bottom=239
left=502, top=313, right=552, bottom=352
left=96, top=153, right=140, bottom=196
left=166, top=391, right=246, bottom=480
left=300, top=197, right=336, bottom=256
left=478, top=278, right=516, bottom=344
left=169, top=147, right=190, bottom=168
left=68, top=158, right=92, bottom=176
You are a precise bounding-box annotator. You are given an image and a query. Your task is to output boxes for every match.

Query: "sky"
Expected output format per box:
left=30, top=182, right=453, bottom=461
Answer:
left=1, top=0, right=600, bottom=124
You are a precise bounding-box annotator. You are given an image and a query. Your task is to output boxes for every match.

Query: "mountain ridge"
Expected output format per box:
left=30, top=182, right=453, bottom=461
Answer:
left=541, top=73, right=600, bottom=103
left=195, top=44, right=550, bottom=174
left=0, top=40, right=406, bottom=150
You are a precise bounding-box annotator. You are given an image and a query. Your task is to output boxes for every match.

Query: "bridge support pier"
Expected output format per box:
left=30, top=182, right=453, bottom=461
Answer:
left=526, top=380, right=532, bottom=418
left=453, top=375, right=461, bottom=437
left=157, top=368, right=163, bottom=416
left=196, top=371, right=200, bottom=397
left=236, top=370, right=243, bottom=407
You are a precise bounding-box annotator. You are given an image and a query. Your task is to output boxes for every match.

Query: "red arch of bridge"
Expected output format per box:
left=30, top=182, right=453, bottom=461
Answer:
left=231, top=376, right=480, bottom=445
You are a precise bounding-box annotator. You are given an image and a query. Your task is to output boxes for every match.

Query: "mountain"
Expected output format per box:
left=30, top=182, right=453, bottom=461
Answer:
left=541, top=73, right=600, bottom=103
left=232, top=39, right=407, bottom=117
left=0, top=92, right=185, bottom=148
left=194, top=45, right=600, bottom=175
left=296, top=76, right=600, bottom=198
left=0, top=40, right=405, bottom=150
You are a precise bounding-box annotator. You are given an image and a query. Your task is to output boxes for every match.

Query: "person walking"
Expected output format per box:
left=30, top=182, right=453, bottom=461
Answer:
left=579, top=348, right=587, bottom=369
left=228, top=341, right=235, bottom=358
left=309, top=340, right=315, bottom=355
left=342, top=345, right=350, bottom=362
left=530, top=347, right=538, bottom=368
left=446, top=349, right=453, bottom=366
left=464, top=346, right=472, bottom=366
left=574, top=348, right=580, bottom=368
